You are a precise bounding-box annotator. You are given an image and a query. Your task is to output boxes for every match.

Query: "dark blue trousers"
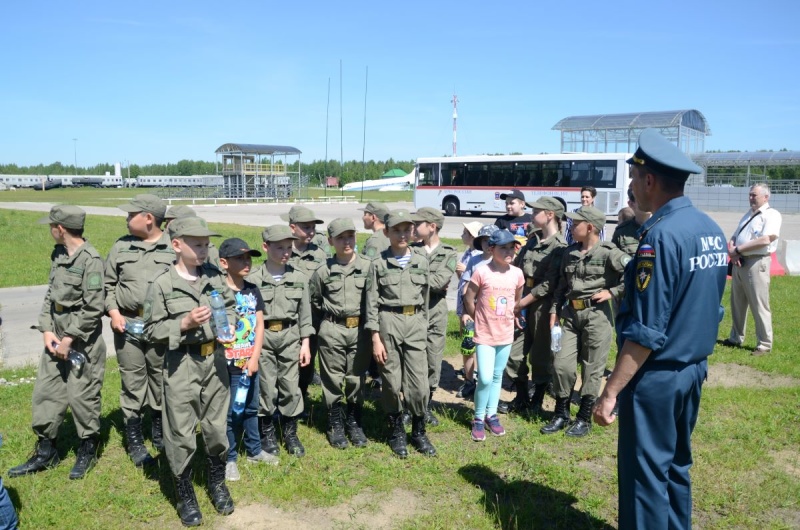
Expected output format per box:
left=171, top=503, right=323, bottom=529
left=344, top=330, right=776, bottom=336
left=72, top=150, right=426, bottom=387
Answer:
left=617, top=360, right=707, bottom=530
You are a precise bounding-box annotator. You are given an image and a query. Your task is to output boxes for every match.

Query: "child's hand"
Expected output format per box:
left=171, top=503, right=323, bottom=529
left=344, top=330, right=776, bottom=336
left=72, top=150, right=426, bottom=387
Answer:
left=455, top=262, right=466, bottom=275
left=245, top=357, right=259, bottom=376
left=299, top=344, right=311, bottom=367
left=110, top=313, right=127, bottom=333
left=591, top=289, right=613, bottom=304
left=43, top=331, right=59, bottom=354
left=549, top=314, right=558, bottom=328
left=372, top=335, right=387, bottom=365
left=182, top=306, right=211, bottom=330
left=460, top=314, right=473, bottom=326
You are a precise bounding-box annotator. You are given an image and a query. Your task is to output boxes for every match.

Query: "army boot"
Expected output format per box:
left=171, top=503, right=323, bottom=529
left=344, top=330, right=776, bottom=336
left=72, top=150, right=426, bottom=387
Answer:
left=387, top=413, right=408, bottom=458
left=8, top=437, right=60, bottom=477
left=540, top=397, right=571, bottom=435
left=498, top=383, right=530, bottom=415
left=345, top=403, right=368, bottom=448
left=410, top=415, right=437, bottom=456
left=259, top=415, right=280, bottom=456
left=565, top=396, right=595, bottom=438
left=151, top=410, right=164, bottom=451
left=425, top=390, right=440, bottom=426
left=326, top=403, right=349, bottom=449
left=125, top=416, right=154, bottom=466
left=207, top=456, right=235, bottom=515
left=175, top=467, right=202, bottom=527
left=69, top=436, right=98, bottom=480
left=528, top=383, right=549, bottom=417
left=281, top=415, right=306, bottom=457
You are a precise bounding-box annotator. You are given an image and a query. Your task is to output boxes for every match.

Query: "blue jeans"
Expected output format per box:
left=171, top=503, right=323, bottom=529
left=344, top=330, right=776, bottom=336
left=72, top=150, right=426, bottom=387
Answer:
left=226, top=372, right=261, bottom=462
left=0, top=478, right=18, bottom=530
left=474, top=343, right=512, bottom=419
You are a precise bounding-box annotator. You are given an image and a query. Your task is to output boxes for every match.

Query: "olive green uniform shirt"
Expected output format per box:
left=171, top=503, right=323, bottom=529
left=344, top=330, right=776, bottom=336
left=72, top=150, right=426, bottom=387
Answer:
left=552, top=241, right=630, bottom=316
left=105, top=231, right=175, bottom=315
left=288, top=243, right=328, bottom=278
left=612, top=219, right=641, bottom=257
left=519, top=233, right=567, bottom=300
left=362, top=230, right=390, bottom=259
left=309, top=255, right=371, bottom=319
left=365, top=250, right=429, bottom=332
left=246, top=264, right=314, bottom=339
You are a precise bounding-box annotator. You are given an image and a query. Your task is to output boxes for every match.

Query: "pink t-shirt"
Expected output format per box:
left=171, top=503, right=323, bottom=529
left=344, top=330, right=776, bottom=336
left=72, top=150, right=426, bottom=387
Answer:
left=470, top=263, right=524, bottom=346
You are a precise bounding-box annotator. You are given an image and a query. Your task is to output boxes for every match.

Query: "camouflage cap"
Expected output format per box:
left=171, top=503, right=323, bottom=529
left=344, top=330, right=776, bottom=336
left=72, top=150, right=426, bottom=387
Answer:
left=38, top=205, right=86, bottom=230
left=327, top=217, right=356, bottom=238
left=279, top=205, right=323, bottom=224
left=411, top=206, right=445, bottom=228
left=526, top=196, right=566, bottom=216
left=564, top=206, right=606, bottom=230
left=473, top=224, right=500, bottom=250
left=358, top=202, right=390, bottom=221
left=165, top=205, right=197, bottom=220
left=385, top=209, right=414, bottom=228
left=168, top=216, right=220, bottom=239
left=119, top=194, right=167, bottom=219
left=262, top=224, right=298, bottom=243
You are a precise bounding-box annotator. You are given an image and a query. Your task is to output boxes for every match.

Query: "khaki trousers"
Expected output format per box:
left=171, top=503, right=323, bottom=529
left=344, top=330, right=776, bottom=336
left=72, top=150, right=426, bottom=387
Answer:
left=115, top=333, right=165, bottom=420
left=729, top=255, right=773, bottom=350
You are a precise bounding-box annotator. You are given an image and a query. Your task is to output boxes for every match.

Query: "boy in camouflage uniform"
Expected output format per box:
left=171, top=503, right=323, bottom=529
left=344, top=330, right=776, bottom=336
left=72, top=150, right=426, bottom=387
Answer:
left=360, top=202, right=390, bottom=259
left=8, top=206, right=106, bottom=480
left=143, top=216, right=236, bottom=526
left=411, top=207, right=458, bottom=425
left=105, top=194, right=171, bottom=466
left=247, top=225, right=313, bottom=457
left=310, top=218, right=371, bottom=449
left=543, top=206, right=630, bottom=438
left=366, top=210, right=436, bottom=458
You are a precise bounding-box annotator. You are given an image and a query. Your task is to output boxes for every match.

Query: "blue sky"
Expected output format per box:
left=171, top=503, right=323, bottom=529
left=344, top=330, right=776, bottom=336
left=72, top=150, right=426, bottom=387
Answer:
left=2, top=1, right=798, bottom=167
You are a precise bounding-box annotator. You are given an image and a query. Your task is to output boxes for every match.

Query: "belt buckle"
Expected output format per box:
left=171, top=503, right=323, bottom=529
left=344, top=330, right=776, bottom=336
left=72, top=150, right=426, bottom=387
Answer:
left=572, top=299, right=587, bottom=310
left=526, top=278, right=534, bottom=288
left=54, top=302, right=64, bottom=312
left=268, top=320, right=284, bottom=332
left=345, top=316, right=360, bottom=328
left=402, top=305, right=415, bottom=316
left=200, top=341, right=215, bottom=356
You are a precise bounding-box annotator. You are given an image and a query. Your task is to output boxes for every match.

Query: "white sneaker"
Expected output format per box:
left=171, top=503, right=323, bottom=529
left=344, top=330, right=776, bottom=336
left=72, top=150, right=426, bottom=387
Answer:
left=225, top=460, right=241, bottom=481
left=246, top=450, right=280, bottom=466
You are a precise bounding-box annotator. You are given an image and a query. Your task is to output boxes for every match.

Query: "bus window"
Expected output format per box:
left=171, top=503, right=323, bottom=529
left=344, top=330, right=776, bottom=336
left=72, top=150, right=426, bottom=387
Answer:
left=418, top=163, right=439, bottom=186
left=465, top=164, right=489, bottom=187
left=593, top=161, right=617, bottom=187
left=490, top=164, right=514, bottom=187
left=543, top=162, right=570, bottom=186
left=569, top=161, right=594, bottom=187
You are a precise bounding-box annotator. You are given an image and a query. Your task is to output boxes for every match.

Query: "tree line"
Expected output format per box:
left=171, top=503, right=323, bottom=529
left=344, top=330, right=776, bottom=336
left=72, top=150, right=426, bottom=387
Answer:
left=0, top=159, right=415, bottom=185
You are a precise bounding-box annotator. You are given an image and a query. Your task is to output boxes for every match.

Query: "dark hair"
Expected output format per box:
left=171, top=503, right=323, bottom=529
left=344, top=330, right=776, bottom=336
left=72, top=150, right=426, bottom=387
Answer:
left=627, top=188, right=635, bottom=202
left=64, top=227, right=84, bottom=238
left=581, top=186, right=597, bottom=198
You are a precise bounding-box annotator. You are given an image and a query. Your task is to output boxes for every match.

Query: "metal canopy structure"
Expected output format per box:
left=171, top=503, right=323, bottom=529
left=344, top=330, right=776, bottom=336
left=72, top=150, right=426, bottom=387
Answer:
left=215, top=143, right=302, bottom=156
left=215, top=143, right=302, bottom=199
left=692, top=151, right=800, bottom=167
left=552, top=110, right=710, bottom=156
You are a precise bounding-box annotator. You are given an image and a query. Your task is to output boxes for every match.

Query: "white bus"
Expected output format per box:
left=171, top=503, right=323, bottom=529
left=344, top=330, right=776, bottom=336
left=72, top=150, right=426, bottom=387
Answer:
left=414, top=153, right=632, bottom=218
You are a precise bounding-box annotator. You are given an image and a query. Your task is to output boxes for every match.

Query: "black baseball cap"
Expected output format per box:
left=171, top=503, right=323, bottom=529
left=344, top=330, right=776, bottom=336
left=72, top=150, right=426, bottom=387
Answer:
left=499, top=189, right=526, bottom=202
left=219, top=238, right=262, bottom=258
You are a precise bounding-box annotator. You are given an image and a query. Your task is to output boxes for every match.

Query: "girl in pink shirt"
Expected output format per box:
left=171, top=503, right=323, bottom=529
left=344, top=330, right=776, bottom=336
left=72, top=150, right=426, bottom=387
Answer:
left=463, top=229, right=524, bottom=441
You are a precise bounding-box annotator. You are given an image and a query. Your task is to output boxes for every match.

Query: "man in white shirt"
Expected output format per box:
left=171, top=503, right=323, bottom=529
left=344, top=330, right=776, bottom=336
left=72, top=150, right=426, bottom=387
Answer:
left=724, top=183, right=782, bottom=355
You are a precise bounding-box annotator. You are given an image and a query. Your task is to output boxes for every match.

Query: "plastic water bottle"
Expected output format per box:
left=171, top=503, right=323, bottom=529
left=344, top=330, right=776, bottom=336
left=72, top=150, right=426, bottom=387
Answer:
left=51, top=341, right=87, bottom=376
left=551, top=324, right=562, bottom=352
left=460, top=320, right=476, bottom=356
left=125, top=317, right=144, bottom=338
left=209, top=290, right=234, bottom=342
left=519, top=308, right=527, bottom=328
left=232, top=373, right=250, bottom=415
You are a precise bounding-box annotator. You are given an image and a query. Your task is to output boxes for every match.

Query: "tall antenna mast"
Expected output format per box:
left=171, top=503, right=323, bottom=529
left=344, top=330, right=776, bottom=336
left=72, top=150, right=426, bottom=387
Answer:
left=451, top=92, right=459, bottom=156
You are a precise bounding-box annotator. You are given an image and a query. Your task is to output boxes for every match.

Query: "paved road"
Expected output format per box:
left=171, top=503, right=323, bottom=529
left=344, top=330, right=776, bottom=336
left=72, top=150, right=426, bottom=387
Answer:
left=2, top=200, right=798, bottom=368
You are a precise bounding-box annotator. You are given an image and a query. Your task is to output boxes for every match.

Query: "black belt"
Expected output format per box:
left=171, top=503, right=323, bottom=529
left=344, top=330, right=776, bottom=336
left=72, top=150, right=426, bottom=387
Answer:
left=179, top=341, right=216, bottom=356
left=741, top=254, right=768, bottom=261
left=380, top=305, right=421, bottom=315
left=265, top=319, right=296, bottom=332
left=569, top=298, right=605, bottom=311
left=119, top=308, right=143, bottom=318
left=325, top=314, right=362, bottom=328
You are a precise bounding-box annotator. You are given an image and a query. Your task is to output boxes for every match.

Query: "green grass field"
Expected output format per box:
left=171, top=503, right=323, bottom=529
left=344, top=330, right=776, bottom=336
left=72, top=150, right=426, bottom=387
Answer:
left=0, top=205, right=798, bottom=529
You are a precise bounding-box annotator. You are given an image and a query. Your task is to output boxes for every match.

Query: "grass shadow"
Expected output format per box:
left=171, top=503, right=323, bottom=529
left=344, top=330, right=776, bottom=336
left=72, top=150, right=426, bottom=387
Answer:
left=459, top=463, right=615, bottom=530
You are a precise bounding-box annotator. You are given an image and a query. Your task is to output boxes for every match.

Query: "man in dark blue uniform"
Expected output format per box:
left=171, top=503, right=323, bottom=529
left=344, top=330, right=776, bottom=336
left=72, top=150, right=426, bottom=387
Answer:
left=593, top=129, right=727, bottom=530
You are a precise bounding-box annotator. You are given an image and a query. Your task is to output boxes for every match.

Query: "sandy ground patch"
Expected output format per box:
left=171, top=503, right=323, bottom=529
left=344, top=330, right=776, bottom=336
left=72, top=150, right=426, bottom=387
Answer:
left=215, top=489, right=422, bottom=530
left=706, top=363, right=800, bottom=388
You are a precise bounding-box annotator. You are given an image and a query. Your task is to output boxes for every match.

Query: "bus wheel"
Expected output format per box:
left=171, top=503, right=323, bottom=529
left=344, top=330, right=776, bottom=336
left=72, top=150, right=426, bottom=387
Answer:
left=443, top=198, right=460, bottom=217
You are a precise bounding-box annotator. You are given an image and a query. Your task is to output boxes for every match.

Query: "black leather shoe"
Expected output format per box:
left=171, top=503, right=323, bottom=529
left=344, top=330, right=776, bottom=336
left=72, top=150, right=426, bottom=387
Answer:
left=540, top=415, right=570, bottom=434
left=259, top=415, right=280, bottom=456
left=207, top=456, right=235, bottom=515
left=410, top=416, right=437, bottom=456
left=125, top=417, right=155, bottom=467
left=326, top=404, right=349, bottom=449
left=345, top=404, right=368, bottom=448
left=565, top=418, right=591, bottom=437
left=69, top=437, right=98, bottom=480
left=8, top=438, right=60, bottom=477
left=720, top=339, right=741, bottom=348
left=282, top=416, right=306, bottom=457
left=151, top=411, right=165, bottom=451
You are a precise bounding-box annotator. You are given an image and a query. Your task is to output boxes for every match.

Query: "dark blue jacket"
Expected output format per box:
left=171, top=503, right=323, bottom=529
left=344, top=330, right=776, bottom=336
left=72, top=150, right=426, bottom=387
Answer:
left=616, top=196, right=727, bottom=364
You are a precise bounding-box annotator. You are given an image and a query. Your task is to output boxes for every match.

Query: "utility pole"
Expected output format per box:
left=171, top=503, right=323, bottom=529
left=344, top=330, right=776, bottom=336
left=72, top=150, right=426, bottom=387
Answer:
left=451, top=93, right=459, bottom=156
left=72, top=138, right=78, bottom=176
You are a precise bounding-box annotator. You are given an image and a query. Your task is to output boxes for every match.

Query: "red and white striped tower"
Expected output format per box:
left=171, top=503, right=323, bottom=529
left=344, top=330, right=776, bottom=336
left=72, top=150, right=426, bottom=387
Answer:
left=451, top=93, right=459, bottom=156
